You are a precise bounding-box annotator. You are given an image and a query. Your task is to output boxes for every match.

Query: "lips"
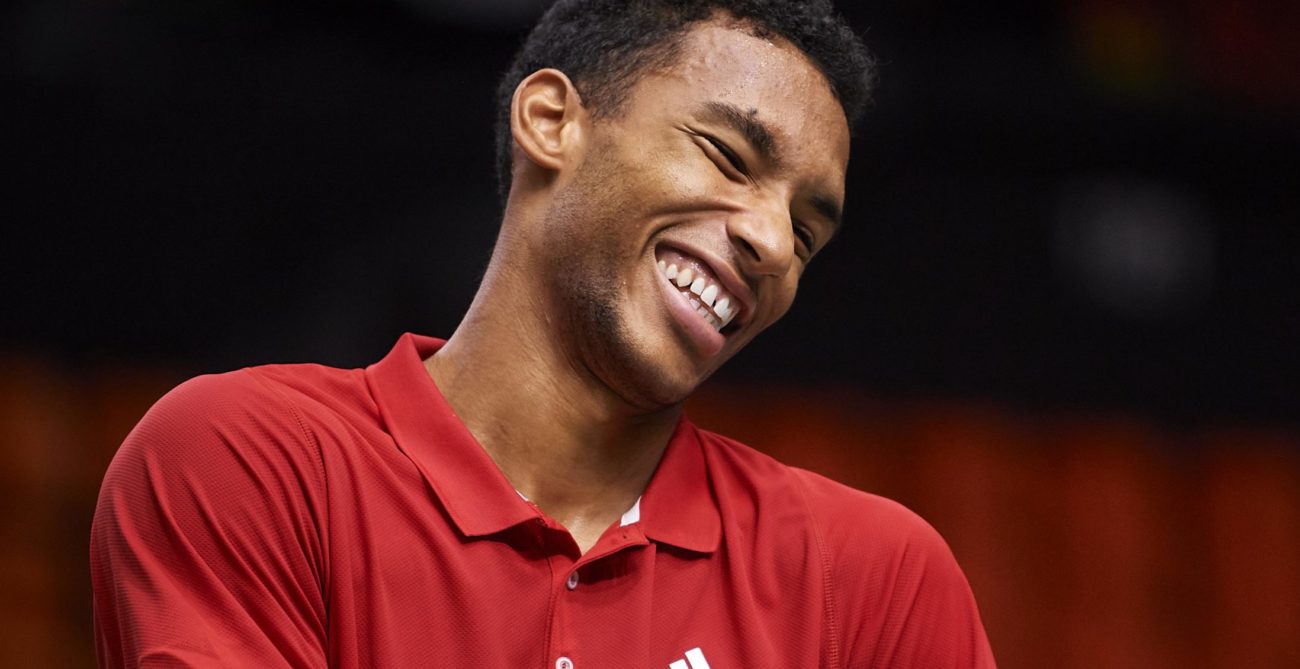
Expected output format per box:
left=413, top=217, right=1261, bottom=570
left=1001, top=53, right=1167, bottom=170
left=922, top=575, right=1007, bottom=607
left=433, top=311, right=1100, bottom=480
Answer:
left=653, top=245, right=752, bottom=333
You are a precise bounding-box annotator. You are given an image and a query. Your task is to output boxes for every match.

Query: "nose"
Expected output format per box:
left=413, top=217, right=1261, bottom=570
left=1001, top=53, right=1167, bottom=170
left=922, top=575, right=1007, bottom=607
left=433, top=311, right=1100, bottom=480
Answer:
left=726, top=199, right=795, bottom=278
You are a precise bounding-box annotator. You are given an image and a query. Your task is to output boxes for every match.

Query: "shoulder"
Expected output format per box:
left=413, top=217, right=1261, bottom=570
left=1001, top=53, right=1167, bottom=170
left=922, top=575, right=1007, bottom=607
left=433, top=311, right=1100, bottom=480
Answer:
left=790, top=466, right=950, bottom=563
left=696, top=427, right=937, bottom=551
left=103, top=362, right=369, bottom=506
left=94, top=366, right=343, bottom=574
left=129, top=362, right=370, bottom=455
left=125, top=368, right=308, bottom=459
left=697, top=428, right=995, bottom=666
left=93, top=367, right=336, bottom=665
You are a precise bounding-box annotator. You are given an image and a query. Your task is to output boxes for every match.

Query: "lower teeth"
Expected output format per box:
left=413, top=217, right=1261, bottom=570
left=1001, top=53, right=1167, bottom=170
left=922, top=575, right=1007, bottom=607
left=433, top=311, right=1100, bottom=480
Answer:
left=681, top=288, right=722, bottom=329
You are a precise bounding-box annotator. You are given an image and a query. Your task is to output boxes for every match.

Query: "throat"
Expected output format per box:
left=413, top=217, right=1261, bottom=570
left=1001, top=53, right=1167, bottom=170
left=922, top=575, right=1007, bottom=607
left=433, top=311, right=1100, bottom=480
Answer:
left=425, top=289, right=680, bottom=553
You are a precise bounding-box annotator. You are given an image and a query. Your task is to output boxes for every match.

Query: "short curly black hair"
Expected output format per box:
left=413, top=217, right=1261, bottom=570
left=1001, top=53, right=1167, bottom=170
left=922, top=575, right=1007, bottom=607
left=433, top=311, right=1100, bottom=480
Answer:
left=494, top=0, right=876, bottom=204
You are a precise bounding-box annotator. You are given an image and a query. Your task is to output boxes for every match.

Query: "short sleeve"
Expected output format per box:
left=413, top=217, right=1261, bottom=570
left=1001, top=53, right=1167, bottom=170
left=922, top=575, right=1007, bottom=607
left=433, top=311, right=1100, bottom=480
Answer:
left=90, top=371, right=329, bottom=668
left=794, top=469, right=997, bottom=668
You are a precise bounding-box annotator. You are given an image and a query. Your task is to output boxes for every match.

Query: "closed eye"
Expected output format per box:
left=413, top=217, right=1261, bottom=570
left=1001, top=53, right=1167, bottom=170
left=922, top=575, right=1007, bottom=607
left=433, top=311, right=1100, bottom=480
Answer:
left=699, top=134, right=750, bottom=181
left=793, top=220, right=815, bottom=257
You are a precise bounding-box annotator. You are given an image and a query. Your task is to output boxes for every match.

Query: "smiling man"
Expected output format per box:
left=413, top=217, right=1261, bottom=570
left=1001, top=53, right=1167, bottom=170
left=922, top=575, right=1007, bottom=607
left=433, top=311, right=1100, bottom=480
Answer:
left=92, top=1, right=995, bottom=667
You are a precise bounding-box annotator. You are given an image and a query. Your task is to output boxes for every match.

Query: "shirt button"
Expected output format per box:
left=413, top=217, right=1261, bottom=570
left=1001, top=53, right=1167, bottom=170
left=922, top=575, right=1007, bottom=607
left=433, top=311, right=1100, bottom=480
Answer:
left=566, top=572, right=579, bottom=590
left=555, top=657, right=574, bottom=669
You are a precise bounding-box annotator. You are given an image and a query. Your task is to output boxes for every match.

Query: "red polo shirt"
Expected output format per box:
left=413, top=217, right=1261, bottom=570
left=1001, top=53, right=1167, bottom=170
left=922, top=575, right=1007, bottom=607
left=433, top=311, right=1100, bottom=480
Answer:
left=91, top=333, right=995, bottom=668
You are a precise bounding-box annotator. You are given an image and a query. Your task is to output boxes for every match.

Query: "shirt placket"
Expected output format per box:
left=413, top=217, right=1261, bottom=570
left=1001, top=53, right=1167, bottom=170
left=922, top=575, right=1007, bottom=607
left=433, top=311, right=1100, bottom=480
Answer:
left=541, top=520, right=652, bottom=669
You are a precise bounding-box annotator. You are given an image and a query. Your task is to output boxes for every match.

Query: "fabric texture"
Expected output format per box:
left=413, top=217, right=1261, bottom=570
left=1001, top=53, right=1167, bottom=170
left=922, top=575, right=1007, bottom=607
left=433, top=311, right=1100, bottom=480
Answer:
left=91, top=333, right=996, bottom=668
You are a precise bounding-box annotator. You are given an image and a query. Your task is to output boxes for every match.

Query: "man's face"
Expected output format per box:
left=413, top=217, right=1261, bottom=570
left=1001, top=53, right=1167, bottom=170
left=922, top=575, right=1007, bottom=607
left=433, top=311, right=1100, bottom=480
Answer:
left=539, top=20, right=851, bottom=409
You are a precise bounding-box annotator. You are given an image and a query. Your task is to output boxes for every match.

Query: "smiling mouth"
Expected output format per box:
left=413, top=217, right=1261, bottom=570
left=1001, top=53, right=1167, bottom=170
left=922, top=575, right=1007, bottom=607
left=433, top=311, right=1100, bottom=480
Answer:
left=654, top=248, right=739, bottom=332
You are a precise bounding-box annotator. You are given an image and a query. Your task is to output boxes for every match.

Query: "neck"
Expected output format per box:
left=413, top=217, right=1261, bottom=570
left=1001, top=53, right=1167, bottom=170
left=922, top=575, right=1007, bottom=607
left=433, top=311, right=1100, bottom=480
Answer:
left=425, top=234, right=680, bottom=550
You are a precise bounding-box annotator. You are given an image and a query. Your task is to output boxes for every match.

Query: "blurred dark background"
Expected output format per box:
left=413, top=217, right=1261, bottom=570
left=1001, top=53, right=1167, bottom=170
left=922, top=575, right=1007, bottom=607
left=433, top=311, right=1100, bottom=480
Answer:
left=2, top=0, right=1298, bottom=666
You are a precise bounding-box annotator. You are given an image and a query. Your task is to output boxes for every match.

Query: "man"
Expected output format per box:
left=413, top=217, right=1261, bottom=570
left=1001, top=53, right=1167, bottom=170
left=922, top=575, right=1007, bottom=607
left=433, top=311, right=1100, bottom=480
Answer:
left=92, top=1, right=996, bottom=667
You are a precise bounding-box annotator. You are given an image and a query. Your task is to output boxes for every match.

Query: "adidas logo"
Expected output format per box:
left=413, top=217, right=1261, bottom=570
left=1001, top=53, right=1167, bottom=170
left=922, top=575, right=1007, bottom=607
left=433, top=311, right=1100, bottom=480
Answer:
left=668, top=647, right=712, bottom=669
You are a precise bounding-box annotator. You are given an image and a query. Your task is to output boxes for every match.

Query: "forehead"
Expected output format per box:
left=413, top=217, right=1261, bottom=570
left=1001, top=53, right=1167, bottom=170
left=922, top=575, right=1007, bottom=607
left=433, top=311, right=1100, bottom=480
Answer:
left=639, top=21, right=852, bottom=180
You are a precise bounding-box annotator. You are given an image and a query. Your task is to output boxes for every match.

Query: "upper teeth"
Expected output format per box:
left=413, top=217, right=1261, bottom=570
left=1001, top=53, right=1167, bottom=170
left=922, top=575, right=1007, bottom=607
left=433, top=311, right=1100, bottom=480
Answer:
left=657, top=258, right=737, bottom=330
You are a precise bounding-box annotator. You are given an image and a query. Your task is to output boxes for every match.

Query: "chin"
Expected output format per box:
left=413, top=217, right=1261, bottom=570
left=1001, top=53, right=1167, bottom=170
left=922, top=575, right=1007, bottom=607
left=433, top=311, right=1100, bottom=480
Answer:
left=557, top=253, right=727, bottom=410
left=592, top=335, right=708, bottom=410
left=575, top=311, right=709, bottom=411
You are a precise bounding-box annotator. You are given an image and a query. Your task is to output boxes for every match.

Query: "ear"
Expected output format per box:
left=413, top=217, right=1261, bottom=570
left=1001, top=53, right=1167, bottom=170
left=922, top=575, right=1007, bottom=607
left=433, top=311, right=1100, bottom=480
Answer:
left=509, top=68, right=587, bottom=175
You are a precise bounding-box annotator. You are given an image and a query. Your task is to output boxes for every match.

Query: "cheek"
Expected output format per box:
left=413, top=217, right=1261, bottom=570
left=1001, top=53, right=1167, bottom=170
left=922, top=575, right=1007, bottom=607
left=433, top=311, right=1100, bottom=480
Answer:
left=615, top=140, right=723, bottom=209
left=770, top=274, right=800, bottom=320
left=746, top=274, right=801, bottom=337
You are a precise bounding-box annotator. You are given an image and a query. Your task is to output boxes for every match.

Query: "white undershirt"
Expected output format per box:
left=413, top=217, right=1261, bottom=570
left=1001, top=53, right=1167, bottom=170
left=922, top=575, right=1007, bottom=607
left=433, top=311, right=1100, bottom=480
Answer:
left=516, top=490, right=642, bottom=527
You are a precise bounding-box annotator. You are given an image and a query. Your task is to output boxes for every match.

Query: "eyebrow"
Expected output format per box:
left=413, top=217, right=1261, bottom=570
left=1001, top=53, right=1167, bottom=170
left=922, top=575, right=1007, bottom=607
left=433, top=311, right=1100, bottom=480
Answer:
left=698, top=101, right=781, bottom=169
left=696, top=101, right=843, bottom=229
left=809, top=194, right=843, bottom=229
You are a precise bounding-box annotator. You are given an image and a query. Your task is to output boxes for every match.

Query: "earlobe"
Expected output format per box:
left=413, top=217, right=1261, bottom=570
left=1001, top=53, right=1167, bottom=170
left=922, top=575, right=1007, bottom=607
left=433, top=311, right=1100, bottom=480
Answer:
left=510, top=68, right=586, bottom=174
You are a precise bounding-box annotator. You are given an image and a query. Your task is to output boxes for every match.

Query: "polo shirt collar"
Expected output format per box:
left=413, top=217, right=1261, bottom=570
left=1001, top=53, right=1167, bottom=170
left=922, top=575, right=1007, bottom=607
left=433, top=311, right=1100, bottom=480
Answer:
left=365, top=333, right=721, bottom=553
left=366, top=333, right=537, bottom=537
left=639, top=418, right=721, bottom=553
